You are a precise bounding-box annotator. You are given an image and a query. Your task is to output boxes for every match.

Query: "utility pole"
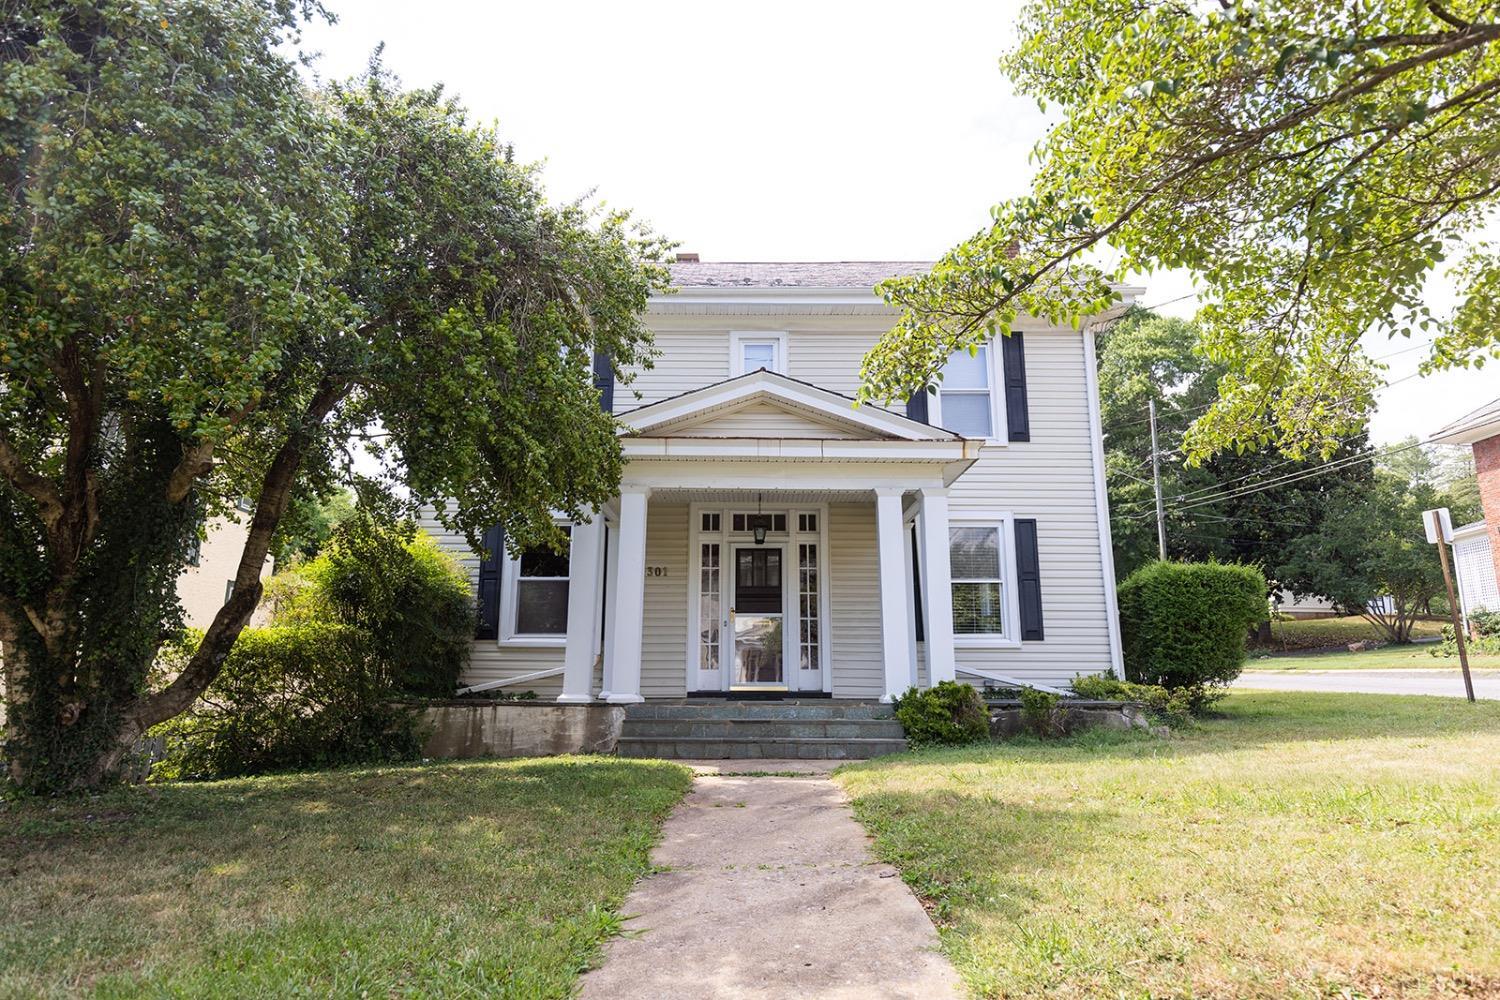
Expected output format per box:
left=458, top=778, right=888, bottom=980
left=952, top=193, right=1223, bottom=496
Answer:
left=1425, top=507, right=1475, bottom=703
left=1148, top=398, right=1167, bottom=561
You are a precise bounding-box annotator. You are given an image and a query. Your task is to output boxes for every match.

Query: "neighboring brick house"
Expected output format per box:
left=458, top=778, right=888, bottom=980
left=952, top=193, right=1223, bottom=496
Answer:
left=1433, top=397, right=1500, bottom=620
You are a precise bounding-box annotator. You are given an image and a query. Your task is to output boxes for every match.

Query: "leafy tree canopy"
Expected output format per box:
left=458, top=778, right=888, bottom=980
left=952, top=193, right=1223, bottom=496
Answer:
left=859, top=0, right=1500, bottom=461
left=0, top=0, right=669, bottom=791
left=1098, top=309, right=1371, bottom=581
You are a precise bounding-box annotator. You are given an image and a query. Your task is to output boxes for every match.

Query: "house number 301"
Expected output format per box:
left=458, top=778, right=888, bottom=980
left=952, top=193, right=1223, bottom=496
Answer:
left=645, top=566, right=668, bottom=577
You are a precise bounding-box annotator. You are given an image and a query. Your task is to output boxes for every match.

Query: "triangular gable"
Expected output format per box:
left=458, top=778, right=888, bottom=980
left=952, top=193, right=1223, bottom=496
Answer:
left=641, top=398, right=878, bottom=440
left=617, top=369, right=960, bottom=442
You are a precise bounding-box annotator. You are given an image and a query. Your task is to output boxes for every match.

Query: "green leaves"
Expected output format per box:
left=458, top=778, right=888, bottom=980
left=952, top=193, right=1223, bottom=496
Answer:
left=858, top=0, right=1500, bottom=459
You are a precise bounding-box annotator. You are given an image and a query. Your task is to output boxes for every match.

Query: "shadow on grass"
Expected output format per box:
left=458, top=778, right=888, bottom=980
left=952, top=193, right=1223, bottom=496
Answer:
left=843, top=690, right=1500, bottom=775
left=1, top=755, right=692, bottom=998
left=848, top=786, right=1119, bottom=927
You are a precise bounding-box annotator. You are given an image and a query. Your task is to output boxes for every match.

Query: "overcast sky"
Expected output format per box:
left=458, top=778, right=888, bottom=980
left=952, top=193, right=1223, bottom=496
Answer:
left=301, top=0, right=1496, bottom=446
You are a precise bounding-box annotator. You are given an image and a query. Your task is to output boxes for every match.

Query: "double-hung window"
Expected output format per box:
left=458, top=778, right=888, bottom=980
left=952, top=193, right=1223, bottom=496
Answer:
left=730, top=332, right=787, bottom=376
left=935, top=346, right=998, bottom=439
left=504, top=526, right=572, bottom=641
left=949, top=523, right=1006, bottom=637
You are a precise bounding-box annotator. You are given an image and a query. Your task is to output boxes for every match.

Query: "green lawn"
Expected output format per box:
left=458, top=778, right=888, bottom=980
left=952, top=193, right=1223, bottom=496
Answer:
left=1254, top=614, right=1446, bottom=652
left=0, top=756, right=691, bottom=999
left=837, top=691, right=1500, bottom=999
left=1248, top=643, right=1500, bottom=672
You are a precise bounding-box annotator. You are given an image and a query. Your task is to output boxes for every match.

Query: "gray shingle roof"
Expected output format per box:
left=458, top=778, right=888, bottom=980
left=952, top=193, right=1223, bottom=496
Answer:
left=1433, top=395, right=1500, bottom=445
left=669, top=260, right=932, bottom=289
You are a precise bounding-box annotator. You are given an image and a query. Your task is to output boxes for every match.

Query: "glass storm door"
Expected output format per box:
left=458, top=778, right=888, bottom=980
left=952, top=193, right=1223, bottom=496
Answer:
left=731, top=546, right=786, bottom=687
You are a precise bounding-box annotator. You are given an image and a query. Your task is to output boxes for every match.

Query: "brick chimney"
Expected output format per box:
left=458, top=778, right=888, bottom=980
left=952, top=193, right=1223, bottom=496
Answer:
left=675, top=252, right=700, bottom=263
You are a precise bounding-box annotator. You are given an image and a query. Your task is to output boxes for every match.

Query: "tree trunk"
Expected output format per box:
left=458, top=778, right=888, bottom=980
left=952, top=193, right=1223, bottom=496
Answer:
left=2, top=380, right=348, bottom=793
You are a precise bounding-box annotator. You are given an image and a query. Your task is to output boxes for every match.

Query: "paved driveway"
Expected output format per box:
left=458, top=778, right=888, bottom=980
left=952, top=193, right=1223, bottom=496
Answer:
left=1236, top=669, right=1500, bottom=700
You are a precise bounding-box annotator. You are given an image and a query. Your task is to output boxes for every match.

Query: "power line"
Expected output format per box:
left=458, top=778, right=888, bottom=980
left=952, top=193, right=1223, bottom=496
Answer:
left=1126, top=434, right=1438, bottom=519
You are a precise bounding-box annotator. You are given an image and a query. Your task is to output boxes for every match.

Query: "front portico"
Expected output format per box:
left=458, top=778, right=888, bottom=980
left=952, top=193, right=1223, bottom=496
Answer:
left=557, top=370, right=981, bottom=704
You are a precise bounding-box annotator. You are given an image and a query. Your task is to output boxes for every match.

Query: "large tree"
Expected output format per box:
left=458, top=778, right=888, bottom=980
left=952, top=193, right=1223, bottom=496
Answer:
left=859, top=0, right=1500, bottom=461
left=0, top=1, right=668, bottom=791
left=1098, top=309, right=1372, bottom=580
left=1278, top=471, right=1446, bottom=641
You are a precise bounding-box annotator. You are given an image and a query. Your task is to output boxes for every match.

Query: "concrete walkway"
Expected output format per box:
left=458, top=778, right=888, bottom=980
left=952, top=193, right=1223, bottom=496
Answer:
left=579, top=762, right=962, bottom=1000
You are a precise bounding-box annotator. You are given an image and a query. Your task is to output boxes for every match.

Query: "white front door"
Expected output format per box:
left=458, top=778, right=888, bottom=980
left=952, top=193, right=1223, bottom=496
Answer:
left=690, top=506, right=829, bottom=695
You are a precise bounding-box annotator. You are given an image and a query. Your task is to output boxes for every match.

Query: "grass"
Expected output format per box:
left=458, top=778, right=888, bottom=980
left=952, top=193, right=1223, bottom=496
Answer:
left=1253, top=614, right=1446, bottom=652
left=836, top=691, right=1500, bottom=999
left=1248, top=643, right=1500, bottom=672
left=0, top=756, right=692, bottom=999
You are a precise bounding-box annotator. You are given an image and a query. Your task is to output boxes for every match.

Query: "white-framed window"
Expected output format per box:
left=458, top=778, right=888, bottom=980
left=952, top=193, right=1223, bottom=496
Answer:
left=501, top=525, right=572, bottom=644
left=730, top=331, right=788, bottom=376
left=947, top=517, right=1018, bottom=642
left=931, top=346, right=1005, bottom=441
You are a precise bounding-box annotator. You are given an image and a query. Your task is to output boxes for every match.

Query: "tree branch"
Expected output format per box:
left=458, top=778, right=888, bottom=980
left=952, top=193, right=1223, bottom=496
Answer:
left=133, top=377, right=349, bottom=729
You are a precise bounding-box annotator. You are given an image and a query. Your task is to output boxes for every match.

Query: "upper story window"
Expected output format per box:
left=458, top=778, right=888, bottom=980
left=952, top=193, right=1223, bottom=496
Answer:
left=503, top=526, right=572, bottom=642
left=933, top=346, right=1000, bottom=439
left=730, top=332, right=788, bottom=376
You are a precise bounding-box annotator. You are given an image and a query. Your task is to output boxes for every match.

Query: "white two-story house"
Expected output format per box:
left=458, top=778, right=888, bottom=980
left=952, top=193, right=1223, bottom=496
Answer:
left=422, top=258, right=1131, bottom=710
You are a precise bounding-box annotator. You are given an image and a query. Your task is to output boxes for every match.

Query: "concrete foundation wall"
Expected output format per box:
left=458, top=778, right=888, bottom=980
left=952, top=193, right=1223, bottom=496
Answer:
left=422, top=703, right=625, bottom=759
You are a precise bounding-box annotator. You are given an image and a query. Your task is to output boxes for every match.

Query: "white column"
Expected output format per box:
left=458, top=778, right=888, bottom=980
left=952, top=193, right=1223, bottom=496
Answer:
left=604, top=488, right=650, bottom=704
left=558, top=514, right=604, bottom=703
left=919, top=487, right=957, bottom=686
left=598, top=517, right=618, bottom=701
left=875, top=488, right=913, bottom=702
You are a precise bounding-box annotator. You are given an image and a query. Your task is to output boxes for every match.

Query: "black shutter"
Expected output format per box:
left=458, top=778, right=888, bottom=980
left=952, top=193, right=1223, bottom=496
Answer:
left=905, top=389, right=929, bottom=424
left=1000, top=332, right=1030, bottom=442
left=592, top=351, right=614, bottom=412
left=1015, top=518, right=1043, bottom=641
left=475, top=524, right=504, bottom=640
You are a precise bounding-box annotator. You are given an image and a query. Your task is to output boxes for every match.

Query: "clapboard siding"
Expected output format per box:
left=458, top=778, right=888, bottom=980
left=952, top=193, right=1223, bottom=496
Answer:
left=416, top=505, right=565, bottom=697
left=614, top=330, right=730, bottom=411
left=640, top=502, right=690, bottom=698
left=828, top=502, right=884, bottom=698
left=661, top=400, right=868, bottom=439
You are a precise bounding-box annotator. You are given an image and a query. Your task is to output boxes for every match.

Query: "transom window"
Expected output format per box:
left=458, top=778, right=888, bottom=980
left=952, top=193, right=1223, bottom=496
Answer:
left=950, top=524, right=1005, bottom=635
left=505, top=526, right=571, bottom=639
left=936, top=346, right=996, bottom=439
left=731, top=512, right=787, bottom=533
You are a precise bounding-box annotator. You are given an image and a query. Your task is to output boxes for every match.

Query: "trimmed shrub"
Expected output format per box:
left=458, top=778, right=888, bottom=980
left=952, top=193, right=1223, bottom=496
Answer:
left=274, top=514, right=474, bottom=696
left=1019, top=688, right=1063, bottom=738
left=1117, top=560, right=1266, bottom=694
left=151, top=623, right=426, bottom=780
left=893, top=681, right=990, bottom=747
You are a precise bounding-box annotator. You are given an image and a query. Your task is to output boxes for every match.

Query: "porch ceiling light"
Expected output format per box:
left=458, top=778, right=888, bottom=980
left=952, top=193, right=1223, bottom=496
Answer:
left=752, top=524, right=767, bottom=545
left=753, top=492, right=767, bottom=545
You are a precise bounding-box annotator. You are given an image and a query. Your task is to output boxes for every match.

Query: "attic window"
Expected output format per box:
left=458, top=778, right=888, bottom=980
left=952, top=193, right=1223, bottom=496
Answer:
left=730, top=332, right=788, bottom=376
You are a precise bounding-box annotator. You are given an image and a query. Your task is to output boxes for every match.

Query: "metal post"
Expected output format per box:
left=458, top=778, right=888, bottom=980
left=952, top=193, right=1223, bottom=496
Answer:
left=1148, top=398, right=1167, bottom=561
left=1435, top=534, right=1475, bottom=702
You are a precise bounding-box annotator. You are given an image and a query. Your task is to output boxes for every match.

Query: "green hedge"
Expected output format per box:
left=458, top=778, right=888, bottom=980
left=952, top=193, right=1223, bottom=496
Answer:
left=1117, top=560, right=1267, bottom=691
left=151, top=623, right=426, bottom=781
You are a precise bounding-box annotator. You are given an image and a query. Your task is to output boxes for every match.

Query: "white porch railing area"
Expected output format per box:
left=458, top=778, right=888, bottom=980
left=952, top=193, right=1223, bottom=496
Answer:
left=456, top=667, right=564, bottom=696
left=956, top=666, right=1072, bottom=697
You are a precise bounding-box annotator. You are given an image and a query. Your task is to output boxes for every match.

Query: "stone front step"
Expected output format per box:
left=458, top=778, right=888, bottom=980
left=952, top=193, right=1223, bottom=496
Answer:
left=623, top=701, right=895, bottom=722
left=622, top=718, right=907, bottom=741
left=616, top=735, right=909, bottom=760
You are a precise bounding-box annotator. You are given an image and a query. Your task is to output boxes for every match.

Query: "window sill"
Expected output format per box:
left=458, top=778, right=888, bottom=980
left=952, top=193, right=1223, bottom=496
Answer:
left=953, top=635, right=1022, bottom=650
left=498, top=636, right=568, bottom=648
